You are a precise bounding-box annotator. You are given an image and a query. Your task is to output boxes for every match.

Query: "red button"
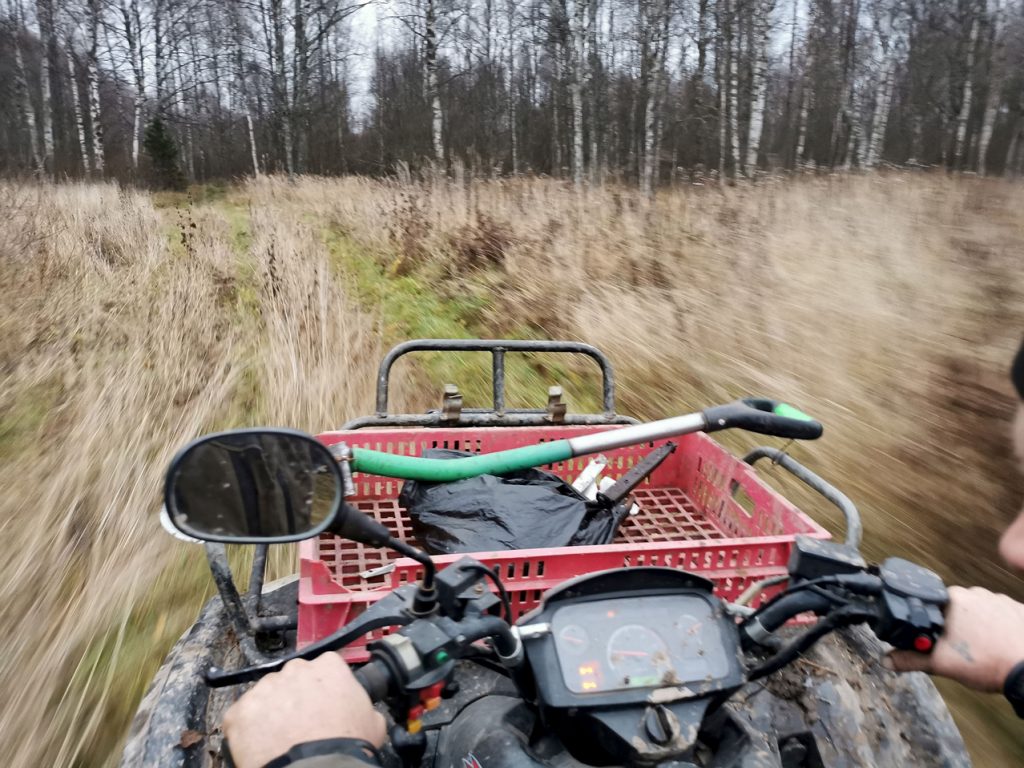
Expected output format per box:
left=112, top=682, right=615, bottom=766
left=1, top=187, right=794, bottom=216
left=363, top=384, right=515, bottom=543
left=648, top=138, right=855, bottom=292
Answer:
left=408, top=705, right=425, bottom=720
left=422, top=683, right=445, bottom=701
left=913, top=635, right=934, bottom=653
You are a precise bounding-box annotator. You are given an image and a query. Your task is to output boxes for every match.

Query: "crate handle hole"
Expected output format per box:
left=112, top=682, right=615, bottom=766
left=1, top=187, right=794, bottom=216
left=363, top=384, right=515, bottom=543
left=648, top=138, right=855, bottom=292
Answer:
left=729, top=480, right=756, bottom=518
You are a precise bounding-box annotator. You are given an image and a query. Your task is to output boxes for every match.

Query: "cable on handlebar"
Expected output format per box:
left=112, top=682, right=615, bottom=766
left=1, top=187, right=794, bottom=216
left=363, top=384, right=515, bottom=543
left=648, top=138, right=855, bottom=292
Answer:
left=746, top=605, right=878, bottom=681
left=745, top=573, right=882, bottom=625
left=742, top=590, right=840, bottom=648
left=458, top=615, right=518, bottom=657
left=460, top=563, right=513, bottom=622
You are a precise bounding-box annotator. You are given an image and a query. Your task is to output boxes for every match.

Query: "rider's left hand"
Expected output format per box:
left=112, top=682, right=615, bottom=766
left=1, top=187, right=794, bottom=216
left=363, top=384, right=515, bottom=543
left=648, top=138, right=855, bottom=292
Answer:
left=888, top=585, right=1024, bottom=693
left=223, top=653, right=387, bottom=768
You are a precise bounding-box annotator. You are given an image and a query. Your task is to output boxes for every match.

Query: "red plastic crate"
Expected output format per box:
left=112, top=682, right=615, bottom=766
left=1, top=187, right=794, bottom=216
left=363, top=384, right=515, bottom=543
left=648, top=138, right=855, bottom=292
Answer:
left=301, top=426, right=829, bottom=661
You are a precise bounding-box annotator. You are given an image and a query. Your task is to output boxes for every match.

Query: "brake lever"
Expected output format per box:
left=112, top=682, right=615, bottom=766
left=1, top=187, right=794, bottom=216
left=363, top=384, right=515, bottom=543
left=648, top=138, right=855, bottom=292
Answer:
left=205, top=586, right=418, bottom=687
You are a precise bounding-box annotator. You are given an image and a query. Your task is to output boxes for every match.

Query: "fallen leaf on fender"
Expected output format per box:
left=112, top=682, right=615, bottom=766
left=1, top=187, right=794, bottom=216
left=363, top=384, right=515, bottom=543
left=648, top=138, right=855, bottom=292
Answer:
left=179, top=730, right=204, bottom=748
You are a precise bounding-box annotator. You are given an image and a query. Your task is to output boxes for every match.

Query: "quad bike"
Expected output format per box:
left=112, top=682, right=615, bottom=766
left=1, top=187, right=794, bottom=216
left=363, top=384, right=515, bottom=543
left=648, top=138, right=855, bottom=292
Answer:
left=122, top=340, right=970, bottom=768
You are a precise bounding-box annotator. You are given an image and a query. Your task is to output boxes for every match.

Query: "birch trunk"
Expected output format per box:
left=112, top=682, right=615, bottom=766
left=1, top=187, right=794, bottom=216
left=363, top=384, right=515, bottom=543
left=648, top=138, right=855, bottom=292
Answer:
left=267, top=0, right=291, bottom=174
left=188, top=22, right=208, bottom=178
left=85, top=0, right=105, bottom=176
left=641, top=67, right=661, bottom=195
left=716, top=0, right=727, bottom=178
left=830, top=0, right=857, bottom=167
left=794, top=45, right=812, bottom=163
left=641, top=0, right=670, bottom=196
left=588, top=0, right=600, bottom=184
left=977, top=0, right=1001, bottom=174
left=154, top=0, right=165, bottom=109
left=507, top=0, right=519, bottom=174
left=88, top=68, right=105, bottom=175
left=567, top=0, right=588, bottom=188
left=292, top=0, right=307, bottom=174
left=13, top=30, right=44, bottom=174
left=231, top=0, right=260, bottom=176
left=727, top=0, right=740, bottom=177
left=552, top=11, right=562, bottom=177
left=693, top=0, right=709, bottom=169
left=246, top=112, right=261, bottom=176
left=864, top=58, right=894, bottom=166
left=843, top=85, right=862, bottom=168
left=121, top=0, right=145, bottom=169
left=746, top=1, right=772, bottom=173
left=953, top=14, right=980, bottom=167
left=570, top=75, right=584, bottom=187
left=35, top=0, right=55, bottom=174
left=425, top=0, right=444, bottom=165
left=66, top=47, right=90, bottom=176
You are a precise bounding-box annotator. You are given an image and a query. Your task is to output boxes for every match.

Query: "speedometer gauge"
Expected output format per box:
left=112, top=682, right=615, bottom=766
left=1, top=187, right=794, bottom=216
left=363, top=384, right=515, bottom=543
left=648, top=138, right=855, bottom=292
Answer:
left=557, top=624, right=590, bottom=653
left=607, top=625, right=671, bottom=686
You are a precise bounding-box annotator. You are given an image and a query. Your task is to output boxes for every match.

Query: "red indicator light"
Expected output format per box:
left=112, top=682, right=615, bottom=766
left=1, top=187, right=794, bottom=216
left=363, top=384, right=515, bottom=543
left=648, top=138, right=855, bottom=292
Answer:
left=913, top=635, right=934, bottom=653
left=606, top=610, right=616, bottom=618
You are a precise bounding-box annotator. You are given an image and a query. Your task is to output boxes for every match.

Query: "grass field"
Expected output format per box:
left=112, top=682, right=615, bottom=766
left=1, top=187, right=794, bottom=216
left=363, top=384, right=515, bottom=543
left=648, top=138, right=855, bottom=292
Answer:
left=1, top=172, right=1023, bottom=766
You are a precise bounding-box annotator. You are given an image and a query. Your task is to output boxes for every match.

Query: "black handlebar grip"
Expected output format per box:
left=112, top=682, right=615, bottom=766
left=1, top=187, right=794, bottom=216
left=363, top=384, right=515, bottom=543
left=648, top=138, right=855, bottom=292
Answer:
left=354, top=658, right=393, bottom=703
left=703, top=398, right=823, bottom=441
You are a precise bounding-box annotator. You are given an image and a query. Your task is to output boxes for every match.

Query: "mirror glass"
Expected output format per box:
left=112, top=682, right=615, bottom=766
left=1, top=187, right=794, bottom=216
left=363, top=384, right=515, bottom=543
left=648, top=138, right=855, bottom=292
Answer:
left=165, top=430, right=343, bottom=542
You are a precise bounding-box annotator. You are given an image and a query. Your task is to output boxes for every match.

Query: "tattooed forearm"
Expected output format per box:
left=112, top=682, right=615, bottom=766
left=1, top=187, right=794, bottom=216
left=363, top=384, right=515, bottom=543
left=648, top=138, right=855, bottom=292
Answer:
left=951, top=641, right=975, bottom=663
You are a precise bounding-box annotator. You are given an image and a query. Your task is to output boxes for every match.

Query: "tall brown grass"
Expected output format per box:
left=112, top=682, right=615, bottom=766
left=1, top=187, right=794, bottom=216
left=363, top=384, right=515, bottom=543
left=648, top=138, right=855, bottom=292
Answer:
left=259, top=171, right=1024, bottom=762
left=0, top=183, right=379, bottom=766
left=1, top=172, right=1022, bottom=766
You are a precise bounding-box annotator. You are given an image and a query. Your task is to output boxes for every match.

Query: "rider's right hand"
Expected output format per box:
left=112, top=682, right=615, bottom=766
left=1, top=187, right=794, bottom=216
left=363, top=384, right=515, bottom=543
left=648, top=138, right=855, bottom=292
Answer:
left=223, top=653, right=387, bottom=768
left=888, top=585, right=1024, bottom=693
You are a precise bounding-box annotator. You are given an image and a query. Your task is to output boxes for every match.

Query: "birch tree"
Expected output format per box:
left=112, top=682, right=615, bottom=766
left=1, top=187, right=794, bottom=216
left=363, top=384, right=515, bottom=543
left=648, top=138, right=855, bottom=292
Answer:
left=3, top=0, right=1024, bottom=182
left=8, top=10, right=44, bottom=175
left=640, top=0, right=670, bottom=194
left=35, top=0, right=55, bottom=175
left=559, top=0, right=590, bottom=188
left=863, top=0, right=903, bottom=167
left=952, top=2, right=982, bottom=167
left=746, top=0, right=775, bottom=173
left=117, top=0, right=145, bottom=170
left=85, top=0, right=105, bottom=175
left=66, top=45, right=90, bottom=175
left=976, top=0, right=1002, bottom=173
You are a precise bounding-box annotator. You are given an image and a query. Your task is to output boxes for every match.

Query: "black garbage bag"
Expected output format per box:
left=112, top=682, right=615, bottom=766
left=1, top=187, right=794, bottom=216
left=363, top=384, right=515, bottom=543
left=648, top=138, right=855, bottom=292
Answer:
left=398, top=449, right=626, bottom=555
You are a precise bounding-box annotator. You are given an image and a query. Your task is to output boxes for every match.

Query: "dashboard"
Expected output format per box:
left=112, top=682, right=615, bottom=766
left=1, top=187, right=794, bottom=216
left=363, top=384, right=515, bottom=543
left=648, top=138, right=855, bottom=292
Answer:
left=550, top=593, right=734, bottom=695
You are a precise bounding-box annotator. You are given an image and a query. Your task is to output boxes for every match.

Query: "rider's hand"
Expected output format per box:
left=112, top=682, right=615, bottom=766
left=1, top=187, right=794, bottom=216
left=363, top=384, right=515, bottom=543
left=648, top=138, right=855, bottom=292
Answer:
left=222, top=653, right=387, bottom=768
left=888, top=585, right=1024, bottom=692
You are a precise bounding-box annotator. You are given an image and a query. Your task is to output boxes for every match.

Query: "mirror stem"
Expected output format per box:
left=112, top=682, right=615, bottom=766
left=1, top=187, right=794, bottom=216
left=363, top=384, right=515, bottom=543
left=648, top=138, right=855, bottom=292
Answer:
left=388, top=536, right=437, bottom=614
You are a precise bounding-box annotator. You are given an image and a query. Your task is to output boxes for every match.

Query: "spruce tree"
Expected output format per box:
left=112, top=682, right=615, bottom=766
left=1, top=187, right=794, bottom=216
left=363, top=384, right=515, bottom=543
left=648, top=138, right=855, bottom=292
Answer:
left=142, top=118, right=186, bottom=190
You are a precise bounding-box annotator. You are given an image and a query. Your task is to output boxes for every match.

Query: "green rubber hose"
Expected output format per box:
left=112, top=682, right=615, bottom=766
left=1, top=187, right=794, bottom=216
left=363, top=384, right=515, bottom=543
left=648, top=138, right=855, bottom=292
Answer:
left=351, top=440, right=574, bottom=481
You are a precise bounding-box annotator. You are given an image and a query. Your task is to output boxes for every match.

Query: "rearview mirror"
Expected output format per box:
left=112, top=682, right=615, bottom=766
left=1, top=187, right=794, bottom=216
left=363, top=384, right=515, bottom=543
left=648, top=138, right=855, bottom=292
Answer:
left=164, top=429, right=344, bottom=544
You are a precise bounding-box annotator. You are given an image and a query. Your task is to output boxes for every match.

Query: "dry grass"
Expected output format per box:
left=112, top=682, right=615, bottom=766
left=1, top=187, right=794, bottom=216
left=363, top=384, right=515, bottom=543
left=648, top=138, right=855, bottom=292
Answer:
left=1, top=172, right=1023, bottom=766
left=0, top=182, right=379, bottom=766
